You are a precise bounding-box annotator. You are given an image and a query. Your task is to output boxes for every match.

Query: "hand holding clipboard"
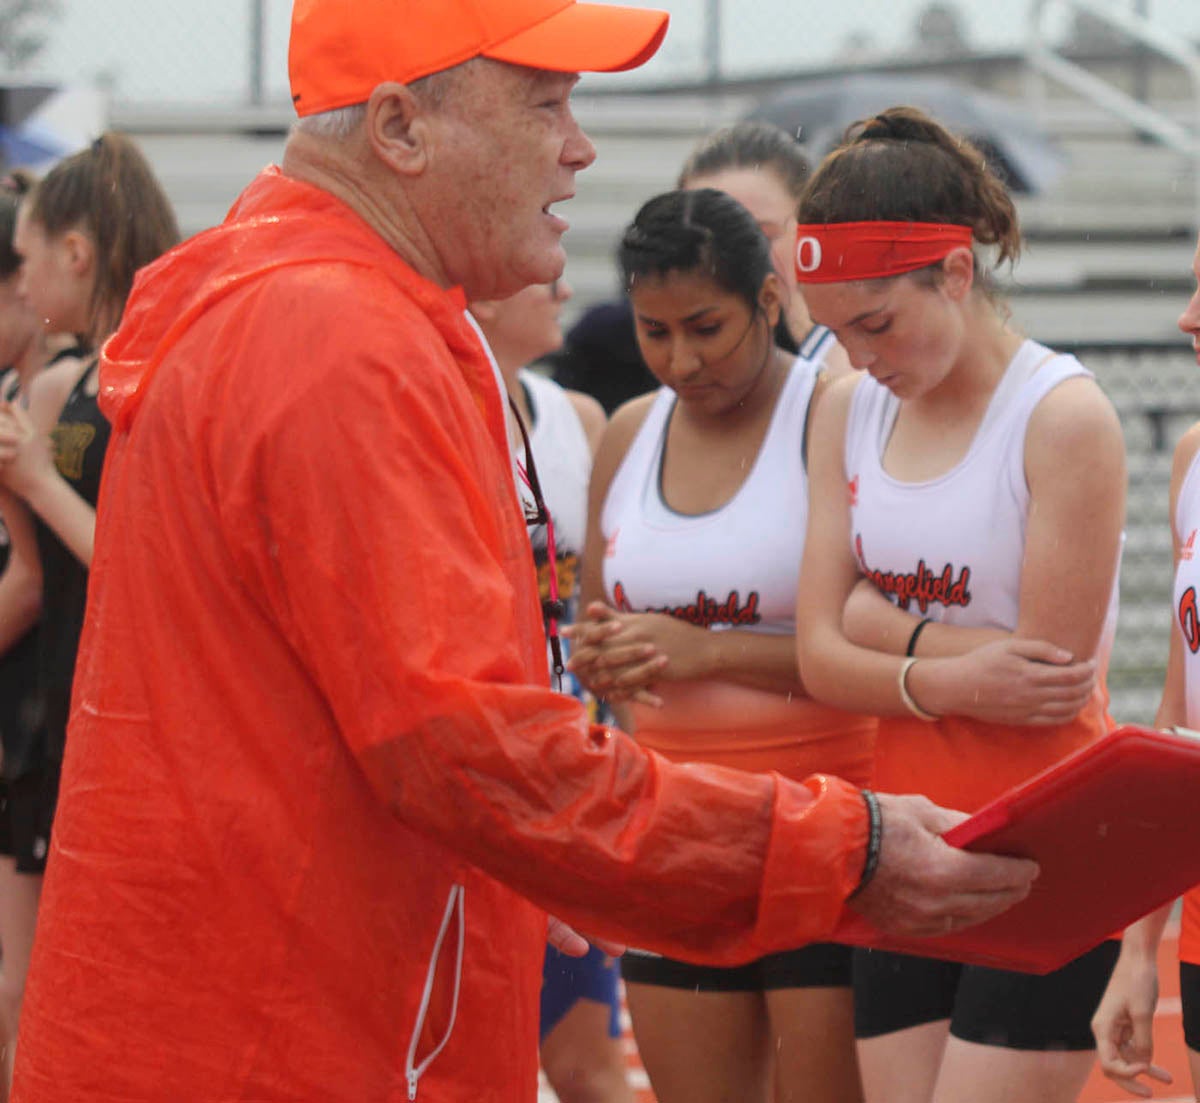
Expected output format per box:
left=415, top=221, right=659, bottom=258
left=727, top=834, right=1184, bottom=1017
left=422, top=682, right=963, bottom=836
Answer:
left=846, top=792, right=1039, bottom=939
left=836, top=725, right=1200, bottom=974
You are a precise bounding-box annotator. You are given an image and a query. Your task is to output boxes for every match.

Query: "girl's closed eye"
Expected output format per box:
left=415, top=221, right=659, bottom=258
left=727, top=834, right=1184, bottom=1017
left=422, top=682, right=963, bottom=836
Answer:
left=860, top=318, right=891, bottom=336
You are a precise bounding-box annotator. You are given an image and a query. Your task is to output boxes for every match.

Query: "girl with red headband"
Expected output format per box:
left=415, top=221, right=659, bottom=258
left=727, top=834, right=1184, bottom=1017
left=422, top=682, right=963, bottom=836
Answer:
left=794, top=107, right=1126, bottom=1103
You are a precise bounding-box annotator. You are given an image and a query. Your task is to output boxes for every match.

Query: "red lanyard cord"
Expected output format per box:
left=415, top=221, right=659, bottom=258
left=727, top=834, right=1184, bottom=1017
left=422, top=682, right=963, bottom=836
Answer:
left=508, top=396, right=565, bottom=689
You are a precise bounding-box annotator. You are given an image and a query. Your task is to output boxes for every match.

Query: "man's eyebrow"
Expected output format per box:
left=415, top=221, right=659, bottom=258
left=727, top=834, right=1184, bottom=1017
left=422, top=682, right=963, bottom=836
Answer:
left=527, top=70, right=579, bottom=94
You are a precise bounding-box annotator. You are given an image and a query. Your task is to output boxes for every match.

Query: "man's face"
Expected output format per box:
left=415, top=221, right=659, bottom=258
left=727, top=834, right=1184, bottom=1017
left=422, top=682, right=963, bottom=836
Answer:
left=422, top=60, right=595, bottom=300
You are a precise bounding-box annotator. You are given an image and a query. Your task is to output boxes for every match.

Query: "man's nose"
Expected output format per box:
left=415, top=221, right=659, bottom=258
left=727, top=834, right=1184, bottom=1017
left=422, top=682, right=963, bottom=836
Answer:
left=563, top=111, right=596, bottom=172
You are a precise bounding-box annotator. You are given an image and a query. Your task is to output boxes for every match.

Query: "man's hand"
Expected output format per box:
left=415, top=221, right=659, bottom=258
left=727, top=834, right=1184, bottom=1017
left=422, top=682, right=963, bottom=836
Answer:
left=546, top=915, right=625, bottom=959
left=848, top=793, right=1039, bottom=936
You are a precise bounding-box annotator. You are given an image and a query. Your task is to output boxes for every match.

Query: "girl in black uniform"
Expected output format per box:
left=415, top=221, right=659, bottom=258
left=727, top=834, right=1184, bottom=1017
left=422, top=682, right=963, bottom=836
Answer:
left=0, top=169, right=64, bottom=1100
left=0, top=135, right=177, bottom=1087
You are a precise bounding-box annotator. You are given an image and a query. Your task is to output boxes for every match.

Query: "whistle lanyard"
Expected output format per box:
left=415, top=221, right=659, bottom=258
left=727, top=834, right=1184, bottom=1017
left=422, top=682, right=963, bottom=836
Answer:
left=508, top=396, right=565, bottom=689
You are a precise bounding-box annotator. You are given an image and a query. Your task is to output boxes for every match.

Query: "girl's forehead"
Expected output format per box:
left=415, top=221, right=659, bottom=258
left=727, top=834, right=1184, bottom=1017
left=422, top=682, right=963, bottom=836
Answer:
left=804, top=278, right=887, bottom=311
left=688, top=167, right=791, bottom=210
left=630, top=269, right=736, bottom=310
left=631, top=267, right=723, bottom=295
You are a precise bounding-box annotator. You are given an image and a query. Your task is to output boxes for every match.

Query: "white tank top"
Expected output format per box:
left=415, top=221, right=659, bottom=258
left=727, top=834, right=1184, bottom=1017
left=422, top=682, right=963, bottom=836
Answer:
left=796, top=321, right=838, bottom=363
left=1173, top=446, right=1200, bottom=724
left=845, top=339, right=1119, bottom=642
left=600, top=338, right=876, bottom=778
left=602, top=353, right=819, bottom=638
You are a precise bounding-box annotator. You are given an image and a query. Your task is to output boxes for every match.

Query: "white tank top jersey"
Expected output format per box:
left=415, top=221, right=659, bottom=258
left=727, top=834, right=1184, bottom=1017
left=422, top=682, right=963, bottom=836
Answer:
left=845, top=338, right=1120, bottom=644
left=1173, top=446, right=1200, bottom=724
left=1171, top=440, right=1200, bottom=963
left=602, top=343, right=827, bottom=639
left=796, top=322, right=838, bottom=363
left=601, top=330, right=876, bottom=773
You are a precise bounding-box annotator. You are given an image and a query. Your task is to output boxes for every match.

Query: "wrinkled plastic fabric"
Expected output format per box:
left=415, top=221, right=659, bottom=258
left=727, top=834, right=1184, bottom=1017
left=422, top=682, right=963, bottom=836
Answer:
left=13, top=169, right=868, bottom=1103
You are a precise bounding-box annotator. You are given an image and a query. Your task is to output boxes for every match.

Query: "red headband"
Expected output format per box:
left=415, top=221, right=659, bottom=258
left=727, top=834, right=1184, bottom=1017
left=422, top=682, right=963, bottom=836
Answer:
left=793, top=221, right=974, bottom=284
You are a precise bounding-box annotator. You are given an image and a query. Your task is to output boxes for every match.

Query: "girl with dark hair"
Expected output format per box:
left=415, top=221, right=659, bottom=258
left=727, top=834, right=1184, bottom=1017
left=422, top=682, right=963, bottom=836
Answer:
left=566, top=186, right=877, bottom=1103
left=793, top=107, right=1125, bottom=1103
left=679, top=119, right=852, bottom=376
left=0, top=139, right=177, bottom=1074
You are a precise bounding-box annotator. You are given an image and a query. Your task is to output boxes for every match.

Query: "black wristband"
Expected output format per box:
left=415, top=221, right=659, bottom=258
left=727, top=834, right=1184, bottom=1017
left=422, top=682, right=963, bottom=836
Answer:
left=850, top=789, right=883, bottom=898
left=905, top=617, right=932, bottom=657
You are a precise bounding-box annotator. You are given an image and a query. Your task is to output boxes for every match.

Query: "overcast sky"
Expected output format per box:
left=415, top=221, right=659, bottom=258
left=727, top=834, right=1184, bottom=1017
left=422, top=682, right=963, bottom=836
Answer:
left=17, top=0, right=1200, bottom=106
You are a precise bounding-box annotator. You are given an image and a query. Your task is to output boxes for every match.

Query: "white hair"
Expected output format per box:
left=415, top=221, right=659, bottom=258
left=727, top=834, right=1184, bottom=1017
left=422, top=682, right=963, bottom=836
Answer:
left=292, top=104, right=368, bottom=142
left=289, top=63, right=478, bottom=142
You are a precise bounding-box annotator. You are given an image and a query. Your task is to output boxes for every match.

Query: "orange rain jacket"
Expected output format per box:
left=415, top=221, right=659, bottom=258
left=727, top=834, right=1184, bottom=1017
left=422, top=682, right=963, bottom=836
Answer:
left=13, top=169, right=868, bottom=1103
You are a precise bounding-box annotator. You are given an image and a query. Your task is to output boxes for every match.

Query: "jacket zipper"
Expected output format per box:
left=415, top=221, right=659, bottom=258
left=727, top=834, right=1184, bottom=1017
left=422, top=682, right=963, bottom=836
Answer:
left=404, top=884, right=465, bottom=1101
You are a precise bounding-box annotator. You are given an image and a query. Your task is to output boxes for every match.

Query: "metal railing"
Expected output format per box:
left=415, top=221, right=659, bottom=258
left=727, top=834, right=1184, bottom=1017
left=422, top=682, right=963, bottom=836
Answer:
left=1027, top=0, right=1200, bottom=233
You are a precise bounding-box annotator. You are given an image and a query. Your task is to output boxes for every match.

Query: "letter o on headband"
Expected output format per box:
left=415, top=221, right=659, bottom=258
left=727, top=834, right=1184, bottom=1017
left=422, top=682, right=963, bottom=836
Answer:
left=796, top=236, right=822, bottom=275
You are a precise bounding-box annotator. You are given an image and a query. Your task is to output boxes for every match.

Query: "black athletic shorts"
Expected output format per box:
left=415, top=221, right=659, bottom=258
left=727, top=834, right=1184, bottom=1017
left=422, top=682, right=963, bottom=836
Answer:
left=1181, top=961, right=1200, bottom=1052
left=853, top=940, right=1121, bottom=1050
left=620, top=942, right=852, bottom=992
left=0, top=765, right=58, bottom=875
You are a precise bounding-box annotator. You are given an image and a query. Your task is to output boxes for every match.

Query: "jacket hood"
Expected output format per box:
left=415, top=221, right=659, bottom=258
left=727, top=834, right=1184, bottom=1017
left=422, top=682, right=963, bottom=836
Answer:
left=100, top=167, right=471, bottom=432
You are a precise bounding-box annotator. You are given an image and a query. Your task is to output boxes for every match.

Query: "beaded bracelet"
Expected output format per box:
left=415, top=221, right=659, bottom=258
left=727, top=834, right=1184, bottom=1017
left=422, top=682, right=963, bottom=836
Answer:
left=849, top=789, right=883, bottom=898
left=898, top=657, right=938, bottom=722
left=905, top=617, right=932, bottom=657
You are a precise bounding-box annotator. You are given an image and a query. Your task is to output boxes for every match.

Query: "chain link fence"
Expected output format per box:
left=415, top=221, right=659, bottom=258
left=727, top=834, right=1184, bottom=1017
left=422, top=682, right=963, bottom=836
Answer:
left=13, top=0, right=290, bottom=106
left=5, top=1, right=1197, bottom=107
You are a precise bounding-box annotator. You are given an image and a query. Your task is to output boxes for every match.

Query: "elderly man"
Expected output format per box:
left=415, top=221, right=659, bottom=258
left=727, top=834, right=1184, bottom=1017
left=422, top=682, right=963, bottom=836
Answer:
left=13, top=2, right=1040, bottom=1101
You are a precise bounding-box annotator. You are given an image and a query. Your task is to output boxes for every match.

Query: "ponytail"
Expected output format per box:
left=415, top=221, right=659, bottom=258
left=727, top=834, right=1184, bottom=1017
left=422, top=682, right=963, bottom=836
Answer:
left=28, top=132, right=179, bottom=344
left=799, top=106, right=1021, bottom=269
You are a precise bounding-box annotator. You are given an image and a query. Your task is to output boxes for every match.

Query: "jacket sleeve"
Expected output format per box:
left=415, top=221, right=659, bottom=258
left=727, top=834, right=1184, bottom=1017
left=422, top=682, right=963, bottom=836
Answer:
left=224, top=318, right=868, bottom=966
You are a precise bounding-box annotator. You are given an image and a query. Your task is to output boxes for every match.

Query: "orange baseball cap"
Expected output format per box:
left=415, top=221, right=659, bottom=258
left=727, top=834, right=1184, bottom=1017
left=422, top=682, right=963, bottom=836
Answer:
left=289, top=0, right=670, bottom=117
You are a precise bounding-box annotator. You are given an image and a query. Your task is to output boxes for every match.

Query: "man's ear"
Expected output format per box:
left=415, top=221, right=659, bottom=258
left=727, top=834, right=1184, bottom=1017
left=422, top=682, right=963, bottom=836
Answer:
left=61, top=229, right=94, bottom=279
left=365, top=81, right=432, bottom=177
left=941, top=246, right=975, bottom=301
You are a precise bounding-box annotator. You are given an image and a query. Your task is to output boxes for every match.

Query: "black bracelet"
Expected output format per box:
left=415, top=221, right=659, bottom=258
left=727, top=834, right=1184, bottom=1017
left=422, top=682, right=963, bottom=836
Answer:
left=849, top=789, right=883, bottom=898
left=905, top=617, right=933, bottom=657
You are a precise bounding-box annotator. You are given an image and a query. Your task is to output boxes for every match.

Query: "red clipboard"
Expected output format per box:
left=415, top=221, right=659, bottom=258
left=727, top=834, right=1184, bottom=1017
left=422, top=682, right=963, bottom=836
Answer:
left=833, top=724, right=1200, bottom=974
